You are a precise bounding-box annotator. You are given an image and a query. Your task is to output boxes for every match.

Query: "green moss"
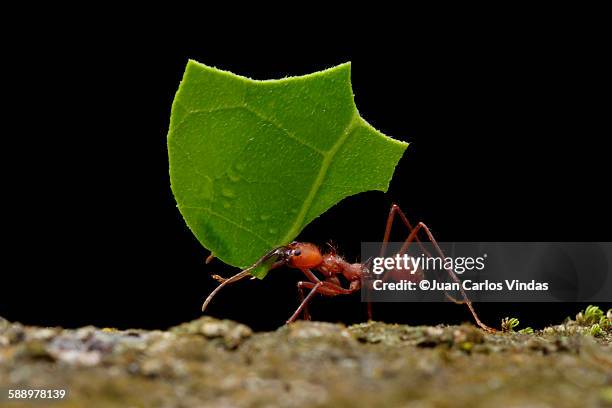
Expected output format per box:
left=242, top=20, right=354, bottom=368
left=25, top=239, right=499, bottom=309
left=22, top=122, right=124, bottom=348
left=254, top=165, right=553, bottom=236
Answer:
left=590, top=323, right=603, bottom=337
left=576, top=305, right=604, bottom=326
left=501, top=317, right=520, bottom=332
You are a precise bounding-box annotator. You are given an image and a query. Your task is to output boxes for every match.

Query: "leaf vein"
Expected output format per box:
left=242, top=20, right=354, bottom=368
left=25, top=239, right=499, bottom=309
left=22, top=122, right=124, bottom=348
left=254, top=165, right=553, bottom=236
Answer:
left=279, top=113, right=360, bottom=245
left=182, top=205, right=274, bottom=247
left=177, top=102, right=325, bottom=156
left=244, top=106, right=325, bottom=155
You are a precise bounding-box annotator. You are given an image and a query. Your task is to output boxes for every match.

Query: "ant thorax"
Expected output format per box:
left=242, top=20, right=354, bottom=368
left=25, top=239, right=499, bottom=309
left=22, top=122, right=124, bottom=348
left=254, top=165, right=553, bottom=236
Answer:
left=318, top=253, right=362, bottom=281
left=318, top=253, right=344, bottom=276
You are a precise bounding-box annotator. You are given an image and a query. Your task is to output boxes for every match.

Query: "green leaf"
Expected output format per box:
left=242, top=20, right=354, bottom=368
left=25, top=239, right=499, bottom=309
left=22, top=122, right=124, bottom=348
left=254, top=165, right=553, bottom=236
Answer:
left=168, top=60, right=408, bottom=277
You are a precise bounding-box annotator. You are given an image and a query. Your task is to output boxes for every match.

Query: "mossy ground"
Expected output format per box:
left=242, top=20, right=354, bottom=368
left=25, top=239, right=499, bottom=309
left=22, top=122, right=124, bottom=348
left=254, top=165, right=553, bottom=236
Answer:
left=1, top=310, right=611, bottom=407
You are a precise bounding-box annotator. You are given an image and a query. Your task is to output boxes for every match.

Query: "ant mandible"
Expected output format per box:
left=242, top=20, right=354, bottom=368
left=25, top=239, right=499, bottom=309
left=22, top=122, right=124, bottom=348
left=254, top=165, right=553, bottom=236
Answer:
left=202, top=204, right=497, bottom=333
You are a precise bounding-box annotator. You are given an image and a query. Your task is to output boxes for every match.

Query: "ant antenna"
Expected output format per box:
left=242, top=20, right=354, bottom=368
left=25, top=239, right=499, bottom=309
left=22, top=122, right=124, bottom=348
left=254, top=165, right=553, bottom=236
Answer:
left=202, top=269, right=251, bottom=312
left=201, top=245, right=288, bottom=312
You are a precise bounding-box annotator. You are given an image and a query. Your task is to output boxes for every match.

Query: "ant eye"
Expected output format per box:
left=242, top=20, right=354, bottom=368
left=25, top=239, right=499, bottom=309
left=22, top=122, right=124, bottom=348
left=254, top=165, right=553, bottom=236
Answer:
left=293, top=250, right=302, bottom=256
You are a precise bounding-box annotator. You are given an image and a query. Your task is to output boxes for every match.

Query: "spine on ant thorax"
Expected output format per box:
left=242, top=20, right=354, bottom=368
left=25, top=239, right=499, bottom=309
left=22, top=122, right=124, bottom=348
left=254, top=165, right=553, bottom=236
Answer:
left=318, top=254, right=363, bottom=281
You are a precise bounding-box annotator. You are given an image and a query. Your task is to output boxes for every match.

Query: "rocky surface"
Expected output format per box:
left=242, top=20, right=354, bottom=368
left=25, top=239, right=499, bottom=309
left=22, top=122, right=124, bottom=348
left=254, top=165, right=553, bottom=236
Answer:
left=1, top=311, right=611, bottom=407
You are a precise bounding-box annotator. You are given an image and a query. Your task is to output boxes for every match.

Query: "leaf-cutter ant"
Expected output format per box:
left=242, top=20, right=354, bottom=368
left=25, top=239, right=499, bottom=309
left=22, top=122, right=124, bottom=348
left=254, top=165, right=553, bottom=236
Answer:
left=202, top=204, right=496, bottom=333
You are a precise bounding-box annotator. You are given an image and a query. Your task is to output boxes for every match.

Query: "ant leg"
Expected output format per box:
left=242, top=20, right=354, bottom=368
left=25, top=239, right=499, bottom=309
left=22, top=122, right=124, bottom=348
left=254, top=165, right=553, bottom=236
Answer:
left=367, top=205, right=405, bottom=320
left=287, top=282, right=323, bottom=324
left=417, top=224, right=495, bottom=331
left=367, top=204, right=421, bottom=319
left=418, top=223, right=495, bottom=332
left=380, top=204, right=431, bottom=257
left=297, top=282, right=312, bottom=320
left=304, top=280, right=360, bottom=295
left=365, top=277, right=373, bottom=320
left=383, top=204, right=466, bottom=305
left=288, top=269, right=323, bottom=322
left=368, top=203, right=434, bottom=320
left=382, top=204, right=494, bottom=331
left=300, top=268, right=321, bottom=284
left=288, top=280, right=360, bottom=324
left=392, top=216, right=496, bottom=333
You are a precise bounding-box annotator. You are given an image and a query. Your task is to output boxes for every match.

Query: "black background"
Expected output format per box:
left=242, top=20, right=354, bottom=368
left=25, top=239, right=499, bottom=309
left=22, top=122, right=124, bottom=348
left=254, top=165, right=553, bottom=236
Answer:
left=3, top=21, right=610, bottom=332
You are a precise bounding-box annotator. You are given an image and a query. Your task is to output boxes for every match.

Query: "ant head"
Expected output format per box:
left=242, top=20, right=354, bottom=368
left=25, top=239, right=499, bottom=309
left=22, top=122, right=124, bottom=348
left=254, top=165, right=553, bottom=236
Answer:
left=253, top=242, right=323, bottom=272
left=285, top=241, right=323, bottom=270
